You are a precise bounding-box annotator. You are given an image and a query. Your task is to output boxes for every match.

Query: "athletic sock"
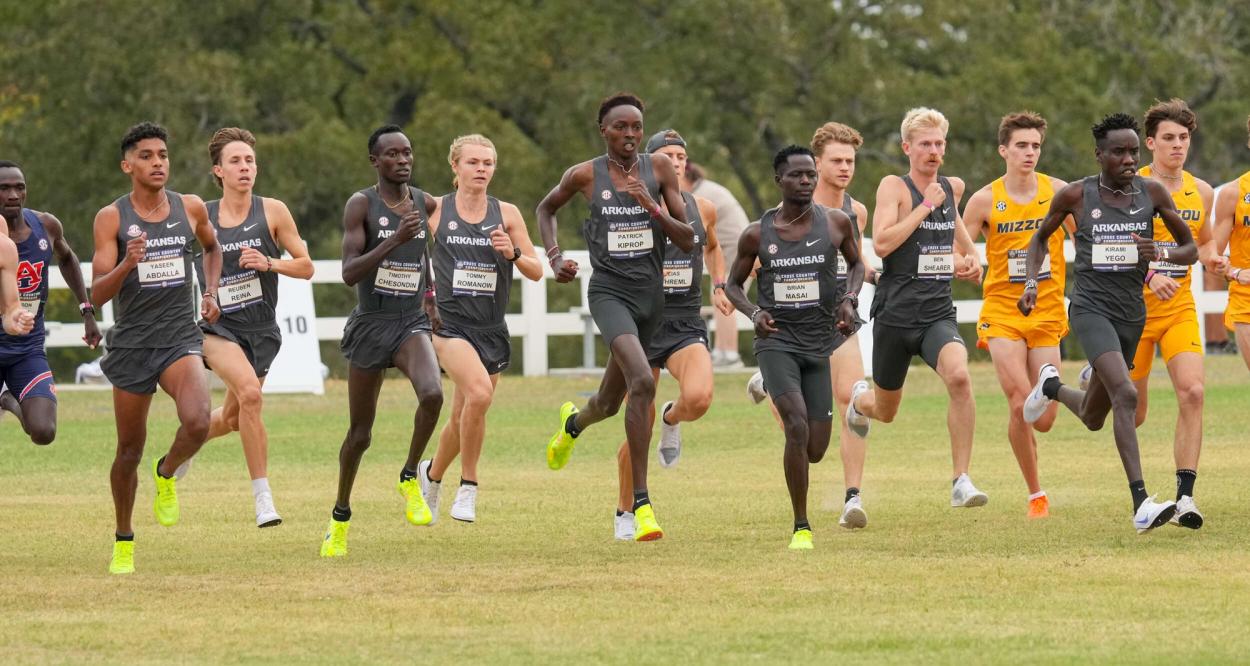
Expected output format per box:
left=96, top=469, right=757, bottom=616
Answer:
left=399, top=467, right=417, bottom=483
left=332, top=505, right=351, bottom=522
left=460, top=478, right=478, bottom=487
left=1129, top=480, right=1148, bottom=512
left=155, top=455, right=173, bottom=479
left=845, top=487, right=860, bottom=503
left=794, top=520, right=811, bottom=533
left=426, top=465, right=441, bottom=484
left=615, top=509, right=625, bottom=517
left=632, top=490, right=650, bottom=512
left=115, top=533, right=134, bottom=542
left=661, top=403, right=674, bottom=426
left=1042, top=377, right=1062, bottom=400
left=1028, top=490, right=1047, bottom=501
left=251, top=477, right=271, bottom=498
left=564, top=413, right=583, bottom=438
left=1176, top=469, right=1197, bottom=500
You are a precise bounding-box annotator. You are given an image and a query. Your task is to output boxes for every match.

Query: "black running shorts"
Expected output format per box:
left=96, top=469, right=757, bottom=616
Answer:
left=435, top=320, right=512, bottom=375
left=200, top=321, right=283, bottom=377
left=340, top=310, right=432, bottom=371
left=1070, top=306, right=1143, bottom=369
left=871, top=317, right=963, bottom=391
left=756, top=349, right=833, bottom=421
left=647, top=316, right=708, bottom=368
left=101, top=342, right=205, bottom=395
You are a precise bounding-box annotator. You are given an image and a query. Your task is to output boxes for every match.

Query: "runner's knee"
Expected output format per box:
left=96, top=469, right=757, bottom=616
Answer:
left=28, top=422, right=56, bottom=445
left=1176, top=380, right=1204, bottom=409
left=681, top=385, right=713, bottom=419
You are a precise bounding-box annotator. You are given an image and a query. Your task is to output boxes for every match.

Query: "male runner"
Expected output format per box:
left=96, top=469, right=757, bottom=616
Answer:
left=0, top=161, right=101, bottom=443
left=610, top=128, right=732, bottom=540
left=686, top=162, right=751, bottom=368
left=0, top=236, right=36, bottom=336
left=961, top=112, right=1072, bottom=518
left=747, top=122, right=874, bottom=528
left=1213, top=115, right=1250, bottom=371
left=1132, top=99, right=1216, bottom=528
left=91, top=122, right=223, bottom=574
left=539, top=93, right=692, bottom=542
left=321, top=125, right=443, bottom=557
left=1021, top=112, right=1196, bottom=533
left=725, top=145, right=863, bottom=550
left=845, top=108, right=990, bottom=508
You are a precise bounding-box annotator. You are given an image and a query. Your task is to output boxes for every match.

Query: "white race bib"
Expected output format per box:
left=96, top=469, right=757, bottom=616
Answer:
left=19, top=293, right=42, bottom=315
left=836, top=254, right=848, bottom=278
left=608, top=228, right=654, bottom=257
left=775, top=278, right=819, bottom=307
left=374, top=264, right=422, bottom=296
left=917, top=244, right=954, bottom=280
left=220, top=274, right=263, bottom=311
left=1149, top=242, right=1186, bottom=277
left=1092, top=239, right=1137, bottom=272
left=138, top=257, right=187, bottom=288
left=452, top=266, right=498, bottom=296
left=663, top=262, right=694, bottom=291
left=1007, top=249, right=1050, bottom=283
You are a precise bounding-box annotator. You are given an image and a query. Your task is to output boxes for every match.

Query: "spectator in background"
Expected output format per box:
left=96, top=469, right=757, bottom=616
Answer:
left=685, top=161, right=750, bottom=368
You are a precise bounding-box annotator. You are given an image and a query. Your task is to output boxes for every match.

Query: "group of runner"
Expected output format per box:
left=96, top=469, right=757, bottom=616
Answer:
left=3, top=94, right=1250, bottom=570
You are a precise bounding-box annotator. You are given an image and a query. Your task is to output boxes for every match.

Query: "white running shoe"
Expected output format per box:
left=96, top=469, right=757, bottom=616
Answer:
left=845, top=380, right=871, bottom=439
left=1134, top=495, right=1177, bottom=534
left=951, top=474, right=989, bottom=508
left=1171, top=495, right=1204, bottom=529
left=1078, top=363, right=1093, bottom=392
left=255, top=491, right=282, bottom=528
left=450, top=484, right=477, bottom=523
left=417, top=459, right=441, bottom=526
left=839, top=495, right=868, bottom=529
left=173, top=457, right=193, bottom=481
left=614, top=512, right=635, bottom=540
left=746, top=371, right=767, bottom=404
left=1023, top=363, right=1059, bottom=424
left=657, top=401, right=682, bottom=468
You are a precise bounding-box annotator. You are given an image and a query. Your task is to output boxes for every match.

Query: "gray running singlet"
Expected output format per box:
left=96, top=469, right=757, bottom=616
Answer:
left=584, top=155, right=665, bottom=292
left=355, top=186, right=429, bottom=316
left=106, top=191, right=200, bottom=349
left=661, top=192, right=706, bottom=318
left=1070, top=175, right=1154, bottom=323
left=754, top=205, right=839, bottom=356
left=870, top=176, right=957, bottom=327
left=204, top=196, right=281, bottom=327
left=433, top=193, right=510, bottom=326
left=833, top=193, right=859, bottom=300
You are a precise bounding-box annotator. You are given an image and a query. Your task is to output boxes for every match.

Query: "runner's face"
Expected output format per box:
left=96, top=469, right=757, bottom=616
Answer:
left=600, top=106, right=644, bottom=161
left=0, top=167, right=26, bottom=221
left=998, top=128, right=1042, bottom=174
left=815, top=141, right=855, bottom=190
left=903, top=128, right=945, bottom=176
left=777, top=155, right=817, bottom=205
left=370, top=132, right=413, bottom=184
left=656, top=145, right=687, bottom=181
left=455, top=143, right=496, bottom=193
left=1096, top=129, right=1139, bottom=184
left=214, top=141, right=258, bottom=194
left=1145, top=120, right=1190, bottom=171
left=121, top=138, right=169, bottom=189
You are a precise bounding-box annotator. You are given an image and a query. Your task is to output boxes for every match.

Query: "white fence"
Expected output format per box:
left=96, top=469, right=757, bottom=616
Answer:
left=45, top=240, right=1230, bottom=377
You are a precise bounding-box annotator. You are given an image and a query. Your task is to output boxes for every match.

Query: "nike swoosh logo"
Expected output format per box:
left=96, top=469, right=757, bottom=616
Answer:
left=942, top=208, right=950, bottom=215
left=1185, top=191, right=1195, bottom=196
left=243, top=223, right=259, bottom=231
left=1037, top=199, right=1050, bottom=205
left=166, top=221, right=182, bottom=229
left=482, top=225, right=497, bottom=231
left=1129, top=208, right=1144, bottom=215
left=805, top=239, right=820, bottom=247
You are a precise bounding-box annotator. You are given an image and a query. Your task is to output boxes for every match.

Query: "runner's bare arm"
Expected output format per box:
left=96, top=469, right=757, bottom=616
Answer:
left=261, top=198, right=314, bottom=280
left=186, top=194, right=222, bottom=322
left=697, top=197, right=732, bottom=315
left=1145, top=180, right=1196, bottom=266
left=89, top=205, right=131, bottom=308
left=42, top=212, right=100, bottom=347
left=535, top=162, right=589, bottom=281
left=0, top=236, right=34, bottom=335
left=649, top=152, right=693, bottom=252
left=1019, top=182, right=1081, bottom=315
left=501, top=201, right=543, bottom=281
left=873, top=176, right=939, bottom=257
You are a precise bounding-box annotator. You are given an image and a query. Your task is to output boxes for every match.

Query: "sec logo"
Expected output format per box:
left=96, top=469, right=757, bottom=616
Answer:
left=1091, top=208, right=1102, bottom=220
left=127, top=224, right=141, bottom=237
left=767, top=243, right=778, bottom=255
left=995, top=201, right=1006, bottom=212
left=448, top=221, right=458, bottom=231
left=601, top=190, right=612, bottom=201
left=379, top=216, right=389, bottom=227
left=38, top=239, right=49, bottom=251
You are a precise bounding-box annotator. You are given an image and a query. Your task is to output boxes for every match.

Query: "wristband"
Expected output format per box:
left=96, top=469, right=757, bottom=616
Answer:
left=749, top=308, right=762, bottom=321
left=424, top=287, right=436, bottom=299
left=1233, top=268, right=1243, bottom=284
left=1143, top=269, right=1157, bottom=285
left=1023, top=278, right=1038, bottom=291
left=545, top=245, right=561, bottom=259
left=265, top=256, right=273, bottom=272
left=842, top=292, right=859, bottom=308
left=713, top=281, right=727, bottom=292
left=649, top=205, right=663, bottom=219
left=80, top=302, right=95, bottom=317
left=203, top=292, right=217, bottom=301
left=921, top=200, right=936, bottom=211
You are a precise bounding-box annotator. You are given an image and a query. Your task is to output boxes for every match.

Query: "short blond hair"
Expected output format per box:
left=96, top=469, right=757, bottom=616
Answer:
left=447, top=134, right=497, bottom=189
left=900, top=107, right=949, bottom=143
left=811, top=122, right=863, bottom=158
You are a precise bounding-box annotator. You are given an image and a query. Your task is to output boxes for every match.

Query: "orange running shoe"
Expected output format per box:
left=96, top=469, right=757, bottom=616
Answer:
left=1027, top=493, right=1050, bottom=519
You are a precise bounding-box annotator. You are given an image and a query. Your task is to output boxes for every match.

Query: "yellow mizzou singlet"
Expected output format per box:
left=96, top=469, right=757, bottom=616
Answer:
left=1228, top=170, right=1250, bottom=327
left=1138, top=166, right=1204, bottom=318
left=980, top=173, right=1066, bottom=323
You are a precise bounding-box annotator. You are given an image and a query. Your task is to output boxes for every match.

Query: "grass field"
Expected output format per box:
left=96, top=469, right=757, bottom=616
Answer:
left=3, top=357, right=1250, bottom=664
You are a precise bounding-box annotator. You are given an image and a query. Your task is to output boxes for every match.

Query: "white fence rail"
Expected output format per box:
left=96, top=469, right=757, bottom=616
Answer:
left=44, top=240, right=1229, bottom=376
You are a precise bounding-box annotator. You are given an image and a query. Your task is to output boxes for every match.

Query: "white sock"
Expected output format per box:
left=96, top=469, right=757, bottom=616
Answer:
left=252, top=477, right=271, bottom=497
left=1028, top=490, right=1047, bottom=501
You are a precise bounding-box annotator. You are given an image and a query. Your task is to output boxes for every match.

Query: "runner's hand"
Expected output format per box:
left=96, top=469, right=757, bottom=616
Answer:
left=955, top=254, right=981, bottom=283
left=922, top=182, right=946, bottom=208
left=621, top=177, right=659, bottom=212
left=82, top=315, right=102, bottom=349
left=395, top=211, right=424, bottom=243
left=2, top=306, right=34, bottom=336
left=752, top=309, right=778, bottom=338
left=712, top=288, right=733, bottom=316
left=1017, top=287, right=1036, bottom=316
left=424, top=293, right=441, bottom=333
left=123, top=233, right=147, bottom=268
left=865, top=265, right=878, bottom=286
left=552, top=257, right=578, bottom=283
left=1210, top=255, right=1229, bottom=275
left=1130, top=233, right=1156, bottom=262
left=239, top=247, right=270, bottom=272
left=835, top=300, right=857, bottom=334
left=201, top=292, right=221, bottom=324
left=490, top=225, right=514, bottom=258
left=1148, top=272, right=1179, bottom=300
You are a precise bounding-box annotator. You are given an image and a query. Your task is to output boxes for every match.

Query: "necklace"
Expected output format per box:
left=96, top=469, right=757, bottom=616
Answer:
left=1098, top=175, right=1140, bottom=196
left=375, top=184, right=411, bottom=209
left=776, top=204, right=812, bottom=227
left=1148, top=164, right=1183, bottom=181
left=131, top=192, right=168, bottom=218
left=606, top=153, right=639, bottom=176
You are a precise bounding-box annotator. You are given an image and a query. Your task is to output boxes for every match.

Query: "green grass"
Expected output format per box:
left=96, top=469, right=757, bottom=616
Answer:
left=3, top=357, right=1250, bottom=664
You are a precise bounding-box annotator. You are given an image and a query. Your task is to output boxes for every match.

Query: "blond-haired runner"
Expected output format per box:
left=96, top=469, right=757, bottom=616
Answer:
left=846, top=107, right=989, bottom=508
left=962, top=112, right=1072, bottom=518
left=747, top=121, right=874, bottom=528
left=179, top=127, right=314, bottom=528
left=1213, top=115, right=1250, bottom=371
left=416, top=135, right=543, bottom=524
left=610, top=129, right=732, bottom=540
left=1131, top=99, right=1216, bottom=528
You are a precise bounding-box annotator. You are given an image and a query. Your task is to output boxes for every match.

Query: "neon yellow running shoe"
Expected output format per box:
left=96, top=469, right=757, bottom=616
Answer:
left=788, top=529, right=814, bottom=550
left=633, top=503, right=664, bottom=542
left=397, top=479, right=432, bottom=525
left=152, top=458, right=179, bottom=527
left=546, top=401, right=580, bottom=470
left=320, top=519, right=349, bottom=557
left=109, top=540, right=134, bottom=575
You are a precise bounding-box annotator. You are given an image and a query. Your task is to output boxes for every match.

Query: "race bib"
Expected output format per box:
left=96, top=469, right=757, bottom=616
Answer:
left=219, top=272, right=263, bottom=312
left=663, top=259, right=694, bottom=293
left=1092, top=235, right=1138, bottom=272
left=138, top=256, right=187, bottom=289
left=917, top=244, right=954, bottom=280
left=774, top=273, right=820, bottom=308
left=1007, top=249, right=1050, bottom=283
left=607, top=220, right=654, bottom=259
left=1149, top=241, right=1187, bottom=278
left=374, top=260, right=422, bottom=296
left=451, top=261, right=499, bottom=297
left=19, top=293, right=42, bottom=315
left=836, top=254, right=848, bottom=278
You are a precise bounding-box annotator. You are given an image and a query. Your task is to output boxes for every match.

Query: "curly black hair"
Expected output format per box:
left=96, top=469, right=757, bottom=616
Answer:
left=597, top=92, right=645, bottom=125
left=368, top=124, right=405, bottom=155
left=1091, top=113, right=1139, bottom=145
left=773, top=144, right=815, bottom=174
left=120, top=122, right=168, bottom=159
